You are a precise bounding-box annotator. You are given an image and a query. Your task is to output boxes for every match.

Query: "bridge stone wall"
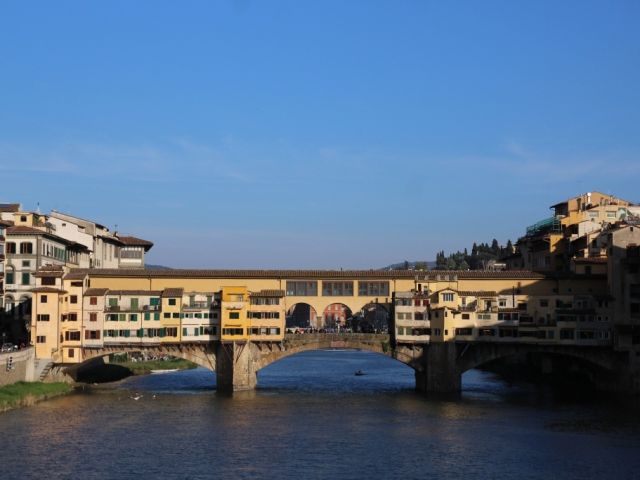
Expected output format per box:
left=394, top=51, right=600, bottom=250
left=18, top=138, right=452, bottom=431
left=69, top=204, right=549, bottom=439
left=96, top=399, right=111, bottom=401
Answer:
left=45, top=335, right=640, bottom=395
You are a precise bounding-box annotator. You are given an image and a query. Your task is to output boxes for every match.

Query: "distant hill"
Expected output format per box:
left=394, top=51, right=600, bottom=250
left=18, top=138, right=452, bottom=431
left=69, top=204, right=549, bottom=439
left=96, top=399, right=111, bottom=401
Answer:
left=383, top=260, right=436, bottom=270
left=146, top=264, right=172, bottom=270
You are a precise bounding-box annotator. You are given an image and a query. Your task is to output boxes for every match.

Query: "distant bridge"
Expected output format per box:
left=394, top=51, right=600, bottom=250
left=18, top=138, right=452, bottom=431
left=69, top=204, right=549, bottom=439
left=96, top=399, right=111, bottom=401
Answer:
left=58, top=333, right=634, bottom=394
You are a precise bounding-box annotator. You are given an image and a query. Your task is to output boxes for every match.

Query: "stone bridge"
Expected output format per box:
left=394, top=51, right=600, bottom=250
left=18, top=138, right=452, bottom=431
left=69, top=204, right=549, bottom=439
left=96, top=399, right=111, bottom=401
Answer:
left=63, top=334, right=637, bottom=394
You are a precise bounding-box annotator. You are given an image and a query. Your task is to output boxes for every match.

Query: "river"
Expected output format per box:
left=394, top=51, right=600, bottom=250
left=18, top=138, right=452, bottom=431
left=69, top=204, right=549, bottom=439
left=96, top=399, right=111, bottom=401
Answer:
left=1, top=350, right=640, bottom=479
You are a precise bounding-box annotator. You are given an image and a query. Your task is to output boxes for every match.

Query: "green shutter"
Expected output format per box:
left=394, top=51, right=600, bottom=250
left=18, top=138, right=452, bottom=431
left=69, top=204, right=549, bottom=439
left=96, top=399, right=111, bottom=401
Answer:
left=154, top=313, right=160, bottom=321
left=182, top=327, right=187, bottom=336
left=144, top=313, right=150, bottom=321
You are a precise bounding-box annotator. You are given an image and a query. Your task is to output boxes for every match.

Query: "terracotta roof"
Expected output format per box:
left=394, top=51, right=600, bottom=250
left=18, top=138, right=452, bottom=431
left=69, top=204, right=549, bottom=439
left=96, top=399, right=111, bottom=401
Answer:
left=67, top=268, right=547, bottom=280
left=162, top=288, right=184, bottom=297
left=0, top=220, right=13, bottom=227
left=0, top=203, right=20, bottom=213
left=7, top=225, right=45, bottom=235
left=116, top=235, right=154, bottom=251
left=64, top=272, right=88, bottom=280
left=6, top=225, right=75, bottom=245
left=458, top=291, right=498, bottom=297
left=35, top=266, right=66, bottom=279
left=84, top=288, right=109, bottom=296
left=250, top=289, right=285, bottom=298
left=30, top=287, right=67, bottom=293
left=107, top=290, right=163, bottom=296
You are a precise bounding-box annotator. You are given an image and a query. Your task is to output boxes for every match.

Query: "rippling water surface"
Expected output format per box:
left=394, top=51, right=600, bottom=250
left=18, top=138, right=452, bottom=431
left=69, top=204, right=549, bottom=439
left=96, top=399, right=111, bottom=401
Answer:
left=1, top=350, right=640, bottom=479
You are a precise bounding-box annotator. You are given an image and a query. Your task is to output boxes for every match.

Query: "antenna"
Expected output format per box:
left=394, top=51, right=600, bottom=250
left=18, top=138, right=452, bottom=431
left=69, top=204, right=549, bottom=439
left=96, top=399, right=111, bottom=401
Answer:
left=36, top=202, right=41, bottom=214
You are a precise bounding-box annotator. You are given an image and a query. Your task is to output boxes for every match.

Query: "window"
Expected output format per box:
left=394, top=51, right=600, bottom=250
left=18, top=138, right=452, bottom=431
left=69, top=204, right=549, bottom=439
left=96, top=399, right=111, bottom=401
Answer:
left=144, top=313, right=150, bottom=321
left=358, top=282, right=390, bottom=296
left=90, top=297, right=97, bottom=305
left=21, top=273, right=30, bottom=285
left=229, top=312, right=240, bottom=320
left=150, top=297, right=160, bottom=306
left=222, top=328, right=244, bottom=336
left=539, top=299, right=549, bottom=307
left=41, top=277, right=55, bottom=286
left=154, top=313, right=160, bottom=321
left=89, top=313, right=97, bottom=322
left=37, top=314, right=50, bottom=321
left=172, top=312, right=180, bottom=319
left=108, top=298, right=118, bottom=307
left=68, top=313, right=77, bottom=321
left=41, top=295, right=48, bottom=304
left=285, top=281, right=318, bottom=296
left=6, top=272, right=14, bottom=284
left=36, top=336, right=46, bottom=343
left=6, top=242, right=16, bottom=254
left=64, top=331, right=81, bottom=341
left=22, top=260, right=30, bottom=267
left=168, top=298, right=177, bottom=306
left=322, top=281, right=354, bottom=296
left=85, top=330, right=101, bottom=340
left=130, top=298, right=139, bottom=310
left=19, top=242, right=33, bottom=254
left=166, top=327, right=178, bottom=337
left=130, top=314, right=138, bottom=321
left=70, top=295, right=78, bottom=304
left=164, top=313, right=170, bottom=319
left=442, top=292, right=454, bottom=302
left=68, top=349, right=75, bottom=358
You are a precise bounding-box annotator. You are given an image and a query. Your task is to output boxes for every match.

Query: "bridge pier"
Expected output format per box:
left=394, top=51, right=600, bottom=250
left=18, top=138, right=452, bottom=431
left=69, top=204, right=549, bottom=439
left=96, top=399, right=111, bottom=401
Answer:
left=414, top=343, right=461, bottom=394
left=215, top=342, right=258, bottom=393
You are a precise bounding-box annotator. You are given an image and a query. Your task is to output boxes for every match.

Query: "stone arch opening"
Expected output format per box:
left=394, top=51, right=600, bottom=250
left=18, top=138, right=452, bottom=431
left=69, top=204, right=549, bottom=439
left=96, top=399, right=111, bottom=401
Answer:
left=321, top=303, right=353, bottom=330
left=350, top=302, right=390, bottom=333
left=457, top=344, right=618, bottom=391
left=286, top=303, right=318, bottom=329
left=64, top=345, right=217, bottom=383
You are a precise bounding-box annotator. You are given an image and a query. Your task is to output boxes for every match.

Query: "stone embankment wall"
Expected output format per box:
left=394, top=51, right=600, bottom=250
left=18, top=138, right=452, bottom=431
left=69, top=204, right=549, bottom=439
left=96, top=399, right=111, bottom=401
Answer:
left=0, top=348, right=35, bottom=386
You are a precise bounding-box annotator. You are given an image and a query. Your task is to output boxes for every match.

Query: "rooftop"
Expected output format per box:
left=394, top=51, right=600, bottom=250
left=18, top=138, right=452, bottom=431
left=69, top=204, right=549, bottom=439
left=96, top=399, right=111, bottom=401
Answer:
left=115, top=235, right=154, bottom=251
left=0, top=203, right=20, bottom=213
left=67, top=268, right=547, bottom=280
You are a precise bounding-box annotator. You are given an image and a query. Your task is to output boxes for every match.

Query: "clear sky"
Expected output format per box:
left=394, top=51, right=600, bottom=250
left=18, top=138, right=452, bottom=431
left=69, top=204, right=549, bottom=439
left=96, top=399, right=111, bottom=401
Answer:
left=1, top=1, right=639, bottom=268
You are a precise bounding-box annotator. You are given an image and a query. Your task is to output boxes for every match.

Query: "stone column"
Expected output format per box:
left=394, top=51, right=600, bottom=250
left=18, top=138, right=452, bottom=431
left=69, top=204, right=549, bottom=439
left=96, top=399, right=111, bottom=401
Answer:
left=215, top=342, right=258, bottom=392
left=415, top=342, right=461, bottom=393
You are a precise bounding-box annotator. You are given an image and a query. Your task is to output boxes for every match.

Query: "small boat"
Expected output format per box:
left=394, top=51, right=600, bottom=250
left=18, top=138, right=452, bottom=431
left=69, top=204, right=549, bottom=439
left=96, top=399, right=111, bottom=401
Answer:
left=150, top=368, right=179, bottom=374
left=354, top=370, right=365, bottom=376
left=130, top=394, right=143, bottom=401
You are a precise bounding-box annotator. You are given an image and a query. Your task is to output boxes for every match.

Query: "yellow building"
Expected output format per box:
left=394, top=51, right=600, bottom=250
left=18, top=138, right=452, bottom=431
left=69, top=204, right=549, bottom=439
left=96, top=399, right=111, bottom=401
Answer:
left=219, top=286, right=249, bottom=341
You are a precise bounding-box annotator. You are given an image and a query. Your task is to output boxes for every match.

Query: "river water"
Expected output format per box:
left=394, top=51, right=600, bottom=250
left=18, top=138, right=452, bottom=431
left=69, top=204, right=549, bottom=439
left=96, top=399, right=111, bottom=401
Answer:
left=1, top=350, right=640, bottom=479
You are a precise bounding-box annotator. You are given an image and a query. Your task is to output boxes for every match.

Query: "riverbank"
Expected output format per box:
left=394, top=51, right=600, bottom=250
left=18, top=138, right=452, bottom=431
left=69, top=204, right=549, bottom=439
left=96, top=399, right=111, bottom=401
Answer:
left=0, top=382, right=74, bottom=413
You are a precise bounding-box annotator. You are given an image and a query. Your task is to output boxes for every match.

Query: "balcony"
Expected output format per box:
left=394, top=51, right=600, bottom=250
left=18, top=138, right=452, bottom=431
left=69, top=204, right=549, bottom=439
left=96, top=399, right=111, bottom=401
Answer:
left=142, top=305, right=161, bottom=311
left=526, top=216, right=562, bottom=237
left=105, top=305, right=121, bottom=312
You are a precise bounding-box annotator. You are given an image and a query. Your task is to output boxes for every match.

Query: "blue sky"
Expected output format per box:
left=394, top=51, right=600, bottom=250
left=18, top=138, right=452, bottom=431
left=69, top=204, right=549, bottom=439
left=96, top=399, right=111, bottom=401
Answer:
left=1, top=1, right=639, bottom=268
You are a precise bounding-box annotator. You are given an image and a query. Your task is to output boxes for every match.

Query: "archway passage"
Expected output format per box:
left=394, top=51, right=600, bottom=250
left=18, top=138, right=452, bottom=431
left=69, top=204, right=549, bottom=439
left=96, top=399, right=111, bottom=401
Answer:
left=350, top=302, right=390, bottom=333
left=322, top=303, right=353, bottom=330
left=286, top=303, right=318, bottom=329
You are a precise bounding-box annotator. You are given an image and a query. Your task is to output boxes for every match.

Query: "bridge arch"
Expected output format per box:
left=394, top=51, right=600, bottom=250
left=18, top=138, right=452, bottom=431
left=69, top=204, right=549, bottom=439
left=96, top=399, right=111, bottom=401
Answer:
left=253, top=334, right=404, bottom=372
left=456, top=343, right=619, bottom=374
left=71, top=344, right=217, bottom=377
